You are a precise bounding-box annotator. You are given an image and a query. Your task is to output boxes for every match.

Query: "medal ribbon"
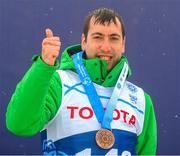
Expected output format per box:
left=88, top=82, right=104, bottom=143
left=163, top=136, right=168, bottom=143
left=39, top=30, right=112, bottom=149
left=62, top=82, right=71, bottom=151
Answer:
left=73, top=51, right=128, bottom=130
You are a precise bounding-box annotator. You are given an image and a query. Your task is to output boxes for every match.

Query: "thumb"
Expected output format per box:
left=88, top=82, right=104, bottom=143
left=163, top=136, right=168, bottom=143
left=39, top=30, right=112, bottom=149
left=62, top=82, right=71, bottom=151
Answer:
left=45, top=28, right=53, bottom=38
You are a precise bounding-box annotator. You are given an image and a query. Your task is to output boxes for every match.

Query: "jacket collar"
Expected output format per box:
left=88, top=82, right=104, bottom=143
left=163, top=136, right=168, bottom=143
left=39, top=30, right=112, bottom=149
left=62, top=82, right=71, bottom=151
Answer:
left=60, top=44, right=132, bottom=87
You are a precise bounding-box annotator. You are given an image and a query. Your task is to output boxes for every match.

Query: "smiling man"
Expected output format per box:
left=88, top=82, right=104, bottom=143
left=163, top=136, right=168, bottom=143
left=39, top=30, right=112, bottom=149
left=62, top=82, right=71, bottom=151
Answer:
left=81, top=15, right=125, bottom=72
left=6, top=8, right=157, bottom=155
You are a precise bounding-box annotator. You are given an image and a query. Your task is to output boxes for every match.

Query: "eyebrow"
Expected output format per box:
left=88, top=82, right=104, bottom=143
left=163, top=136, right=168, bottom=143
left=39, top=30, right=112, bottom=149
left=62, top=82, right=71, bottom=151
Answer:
left=110, top=33, right=121, bottom=38
left=91, top=32, right=121, bottom=38
left=91, top=32, right=104, bottom=36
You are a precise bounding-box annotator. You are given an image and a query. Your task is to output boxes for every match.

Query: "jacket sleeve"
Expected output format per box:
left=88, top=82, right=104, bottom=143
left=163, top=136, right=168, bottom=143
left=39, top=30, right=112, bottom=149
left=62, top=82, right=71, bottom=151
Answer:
left=6, top=56, right=62, bottom=136
left=135, top=92, right=157, bottom=155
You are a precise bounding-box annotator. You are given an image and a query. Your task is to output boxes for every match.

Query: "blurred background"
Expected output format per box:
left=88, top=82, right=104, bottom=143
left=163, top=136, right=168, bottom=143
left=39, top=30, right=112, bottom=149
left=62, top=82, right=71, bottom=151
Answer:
left=0, top=0, right=180, bottom=155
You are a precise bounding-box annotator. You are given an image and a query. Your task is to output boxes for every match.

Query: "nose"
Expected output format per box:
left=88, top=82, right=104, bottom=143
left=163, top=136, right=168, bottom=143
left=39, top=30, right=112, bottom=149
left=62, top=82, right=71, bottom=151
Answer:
left=100, top=39, right=111, bottom=53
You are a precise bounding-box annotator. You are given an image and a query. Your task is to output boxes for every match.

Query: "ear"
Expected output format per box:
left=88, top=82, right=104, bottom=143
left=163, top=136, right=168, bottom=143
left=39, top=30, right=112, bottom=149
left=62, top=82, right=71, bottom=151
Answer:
left=122, top=36, right=126, bottom=54
left=81, top=34, right=86, bottom=51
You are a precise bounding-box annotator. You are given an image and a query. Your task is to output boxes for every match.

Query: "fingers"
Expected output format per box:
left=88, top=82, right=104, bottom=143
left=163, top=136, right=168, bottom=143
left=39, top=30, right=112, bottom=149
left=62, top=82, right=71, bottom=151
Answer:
left=42, top=28, right=61, bottom=48
left=45, top=37, right=60, bottom=41
left=41, top=28, right=61, bottom=66
left=43, top=45, right=60, bottom=53
left=42, top=44, right=60, bottom=66
left=46, top=28, right=53, bottom=38
left=44, top=28, right=60, bottom=44
left=42, top=38, right=61, bottom=46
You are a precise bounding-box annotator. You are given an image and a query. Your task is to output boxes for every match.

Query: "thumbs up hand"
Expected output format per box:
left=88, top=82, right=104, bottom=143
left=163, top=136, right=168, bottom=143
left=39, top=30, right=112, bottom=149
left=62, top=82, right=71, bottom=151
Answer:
left=41, top=28, right=61, bottom=66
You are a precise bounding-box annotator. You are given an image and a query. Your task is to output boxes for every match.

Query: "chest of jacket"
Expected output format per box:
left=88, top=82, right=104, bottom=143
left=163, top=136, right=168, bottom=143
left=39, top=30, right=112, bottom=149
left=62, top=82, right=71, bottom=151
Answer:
left=41, top=70, right=145, bottom=155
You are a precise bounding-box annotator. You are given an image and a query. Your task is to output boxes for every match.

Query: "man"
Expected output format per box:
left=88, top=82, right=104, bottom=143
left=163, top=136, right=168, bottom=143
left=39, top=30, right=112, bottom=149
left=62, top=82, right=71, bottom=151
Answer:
left=6, top=8, right=157, bottom=155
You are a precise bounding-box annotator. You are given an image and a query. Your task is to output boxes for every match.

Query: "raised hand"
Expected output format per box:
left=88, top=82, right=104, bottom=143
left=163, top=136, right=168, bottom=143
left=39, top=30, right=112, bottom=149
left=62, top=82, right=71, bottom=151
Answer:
left=41, top=28, right=61, bottom=66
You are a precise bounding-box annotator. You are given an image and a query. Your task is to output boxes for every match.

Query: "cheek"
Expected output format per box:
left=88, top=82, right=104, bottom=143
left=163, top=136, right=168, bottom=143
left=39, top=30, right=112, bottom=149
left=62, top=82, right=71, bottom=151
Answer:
left=85, top=49, right=95, bottom=59
left=87, top=52, right=96, bottom=59
left=85, top=46, right=98, bottom=58
left=115, top=46, right=124, bottom=58
left=112, top=52, right=122, bottom=65
left=114, top=51, right=121, bottom=59
left=118, top=52, right=123, bottom=58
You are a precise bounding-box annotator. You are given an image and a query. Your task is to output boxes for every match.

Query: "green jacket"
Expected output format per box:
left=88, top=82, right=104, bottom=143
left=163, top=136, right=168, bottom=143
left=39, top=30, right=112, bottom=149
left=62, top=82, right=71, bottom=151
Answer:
left=6, top=44, right=157, bottom=155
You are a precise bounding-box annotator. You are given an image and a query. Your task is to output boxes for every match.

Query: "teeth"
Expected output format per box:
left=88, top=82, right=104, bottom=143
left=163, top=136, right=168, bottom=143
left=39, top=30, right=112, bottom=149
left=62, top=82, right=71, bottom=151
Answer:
left=99, top=56, right=111, bottom=61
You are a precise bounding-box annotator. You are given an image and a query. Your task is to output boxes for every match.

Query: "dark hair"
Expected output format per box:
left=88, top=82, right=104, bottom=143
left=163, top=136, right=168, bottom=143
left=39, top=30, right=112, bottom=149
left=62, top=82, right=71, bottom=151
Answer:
left=83, top=8, right=125, bottom=40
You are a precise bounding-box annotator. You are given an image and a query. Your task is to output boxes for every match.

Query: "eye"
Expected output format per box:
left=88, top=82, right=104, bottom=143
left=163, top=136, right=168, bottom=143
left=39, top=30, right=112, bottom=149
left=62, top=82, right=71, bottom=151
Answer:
left=93, top=36, right=102, bottom=39
left=110, top=37, right=120, bottom=41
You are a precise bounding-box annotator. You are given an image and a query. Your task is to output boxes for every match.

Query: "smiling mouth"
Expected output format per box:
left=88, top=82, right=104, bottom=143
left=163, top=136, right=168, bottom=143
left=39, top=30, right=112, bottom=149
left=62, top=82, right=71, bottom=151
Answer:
left=98, top=55, right=112, bottom=62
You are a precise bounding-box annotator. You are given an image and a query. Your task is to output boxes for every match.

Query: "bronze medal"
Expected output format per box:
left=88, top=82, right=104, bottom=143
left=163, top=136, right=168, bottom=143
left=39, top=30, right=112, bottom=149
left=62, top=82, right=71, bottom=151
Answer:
left=95, top=128, right=115, bottom=149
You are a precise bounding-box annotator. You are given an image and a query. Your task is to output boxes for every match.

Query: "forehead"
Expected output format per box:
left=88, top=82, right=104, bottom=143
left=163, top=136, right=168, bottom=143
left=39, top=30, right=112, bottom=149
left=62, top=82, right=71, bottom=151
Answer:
left=88, top=17, right=122, bottom=34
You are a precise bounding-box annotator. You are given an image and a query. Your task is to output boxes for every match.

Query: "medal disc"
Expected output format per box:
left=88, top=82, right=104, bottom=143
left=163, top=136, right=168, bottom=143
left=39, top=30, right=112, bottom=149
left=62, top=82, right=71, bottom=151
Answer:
left=95, top=128, right=115, bottom=149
